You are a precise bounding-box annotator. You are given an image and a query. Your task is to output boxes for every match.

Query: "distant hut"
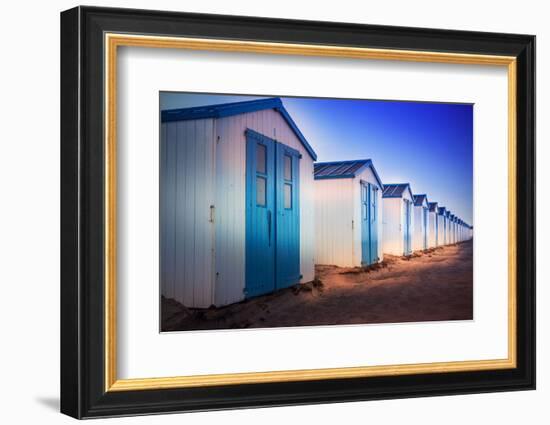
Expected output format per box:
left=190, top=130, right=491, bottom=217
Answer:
left=427, top=202, right=439, bottom=248
left=437, top=206, right=447, bottom=245
left=382, top=183, right=415, bottom=256
left=314, top=159, right=384, bottom=267
left=412, top=194, right=429, bottom=251
left=451, top=214, right=457, bottom=244
left=445, top=210, right=452, bottom=244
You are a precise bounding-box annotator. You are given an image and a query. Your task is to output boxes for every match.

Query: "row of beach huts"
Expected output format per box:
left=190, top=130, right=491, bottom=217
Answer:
left=161, top=97, right=473, bottom=308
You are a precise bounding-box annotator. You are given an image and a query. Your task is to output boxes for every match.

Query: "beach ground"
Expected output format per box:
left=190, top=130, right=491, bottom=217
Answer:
left=161, top=239, right=473, bottom=331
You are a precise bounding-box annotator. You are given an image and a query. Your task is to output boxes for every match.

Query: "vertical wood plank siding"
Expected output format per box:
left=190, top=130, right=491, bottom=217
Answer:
left=314, top=179, right=355, bottom=267
left=382, top=189, right=414, bottom=256
left=437, top=215, right=445, bottom=246
left=412, top=204, right=427, bottom=251
left=160, top=119, right=216, bottom=308
left=428, top=210, right=438, bottom=248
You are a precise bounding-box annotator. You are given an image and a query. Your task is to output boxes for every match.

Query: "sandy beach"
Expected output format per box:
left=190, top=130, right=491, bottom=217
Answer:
left=162, top=240, right=473, bottom=331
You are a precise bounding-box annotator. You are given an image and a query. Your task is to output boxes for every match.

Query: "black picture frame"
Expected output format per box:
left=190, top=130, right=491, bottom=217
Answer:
left=61, top=5, right=535, bottom=419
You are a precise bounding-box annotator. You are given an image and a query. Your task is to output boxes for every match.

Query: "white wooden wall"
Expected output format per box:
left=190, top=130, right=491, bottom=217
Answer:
left=382, top=198, right=402, bottom=256
left=412, top=205, right=426, bottom=251
left=352, top=167, right=384, bottom=266
left=214, top=109, right=316, bottom=306
left=160, top=119, right=216, bottom=308
left=428, top=211, right=438, bottom=247
left=436, top=215, right=444, bottom=246
left=314, top=178, right=355, bottom=267
left=452, top=221, right=456, bottom=243
left=382, top=189, right=414, bottom=256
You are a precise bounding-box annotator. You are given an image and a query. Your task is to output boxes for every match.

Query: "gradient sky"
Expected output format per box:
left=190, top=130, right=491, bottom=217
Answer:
left=161, top=92, right=473, bottom=225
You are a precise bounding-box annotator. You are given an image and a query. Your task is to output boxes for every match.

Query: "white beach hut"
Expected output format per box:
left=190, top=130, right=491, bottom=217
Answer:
left=427, top=201, right=439, bottom=248
left=449, top=214, right=456, bottom=244
left=161, top=98, right=317, bottom=308
left=382, top=183, right=415, bottom=256
left=454, top=216, right=459, bottom=243
left=412, top=194, right=429, bottom=251
left=314, top=159, right=384, bottom=267
left=437, top=206, right=447, bottom=245
left=445, top=210, right=452, bottom=244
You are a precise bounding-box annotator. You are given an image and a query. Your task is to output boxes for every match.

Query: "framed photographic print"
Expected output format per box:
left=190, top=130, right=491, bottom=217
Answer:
left=60, top=6, right=535, bottom=419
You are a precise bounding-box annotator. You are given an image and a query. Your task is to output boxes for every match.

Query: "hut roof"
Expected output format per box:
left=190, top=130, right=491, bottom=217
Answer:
left=161, top=97, right=317, bottom=160
left=413, top=194, right=429, bottom=207
left=428, top=202, right=438, bottom=212
left=313, top=159, right=384, bottom=188
left=383, top=183, right=414, bottom=200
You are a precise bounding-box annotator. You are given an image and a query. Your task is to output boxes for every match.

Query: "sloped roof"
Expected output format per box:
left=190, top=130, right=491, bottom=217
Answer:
left=413, top=194, right=428, bottom=207
left=438, top=206, right=447, bottom=215
left=313, top=159, right=383, bottom=188
left=428, top=202, right=438, bottom=212
left=383, top=183, right=414, bottom=200
left=161, top=98, right=317, bottom=160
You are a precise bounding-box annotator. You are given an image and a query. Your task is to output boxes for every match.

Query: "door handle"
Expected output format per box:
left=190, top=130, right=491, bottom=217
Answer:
left=268, top=210, right=272, bottom=246
left=209, top=205, right=215, bottom=223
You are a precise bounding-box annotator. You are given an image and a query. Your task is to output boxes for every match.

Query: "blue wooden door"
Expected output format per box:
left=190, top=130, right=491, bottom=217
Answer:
left=360, top=183, right=371, bottom=266
left=361, top=182, right=379, bottom=266
left=370, top=184, right=379, bottom=262
left=275, top=143, right=301, bottom=289
left=245, top=130, right=301, bottom=298
left=245, top=132, right=276, bottom=298
left=403, top=199, right=412, bottom=255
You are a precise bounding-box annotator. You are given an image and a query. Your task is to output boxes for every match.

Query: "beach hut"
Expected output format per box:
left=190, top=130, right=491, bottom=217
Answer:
left=314, top=159, right=384, bottom=267
left=454, top=216, right=459, bottom=242
left=449, top=214, right=455, bottom=243
left=382, top=183, right=415, bottom=256
left=437, top=206, right=447, bottom=245
left=445, top=211, right=452, bottom=244
left=427, top=202, right=439, bottom=248
left=412, top=194, right=429, bottom=251
left=160, top=97, right=317, bottom=308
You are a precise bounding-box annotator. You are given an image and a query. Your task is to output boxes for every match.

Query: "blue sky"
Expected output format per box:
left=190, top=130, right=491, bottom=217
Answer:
left=161, top=92, right=473, bottom=225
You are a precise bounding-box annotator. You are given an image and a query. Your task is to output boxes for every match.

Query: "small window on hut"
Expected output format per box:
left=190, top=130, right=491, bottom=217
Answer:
left=284, top=155, right=292, bottom=181
left=256, top=144, right=266, bottom=174
left=256, top=177, right=266, bottom=206
left=284, top=183, right=292, bottom=209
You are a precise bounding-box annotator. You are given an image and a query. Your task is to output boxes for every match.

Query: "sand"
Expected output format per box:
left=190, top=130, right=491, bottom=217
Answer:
left=162, top=240, right=473, bottom=331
